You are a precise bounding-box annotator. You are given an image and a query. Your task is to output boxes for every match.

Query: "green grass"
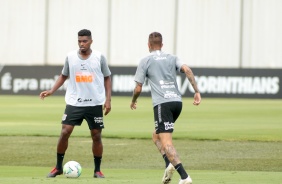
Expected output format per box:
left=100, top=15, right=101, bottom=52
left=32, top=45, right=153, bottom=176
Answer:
left=0, top=95, right=281, bottom=141
left=0, top=95, right=282, bottom=184
left=0, top=136, right=281, bottom=171
left=0, top=166, right=281, bottom=184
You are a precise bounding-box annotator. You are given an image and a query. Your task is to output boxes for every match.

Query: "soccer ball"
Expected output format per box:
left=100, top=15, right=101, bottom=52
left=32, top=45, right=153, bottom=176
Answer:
left=63, top=161, right=82, bottom=178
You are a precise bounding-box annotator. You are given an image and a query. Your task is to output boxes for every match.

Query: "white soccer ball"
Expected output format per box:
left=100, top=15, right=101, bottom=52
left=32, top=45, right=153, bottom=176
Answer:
left=63, top=161, right=82, bottom=178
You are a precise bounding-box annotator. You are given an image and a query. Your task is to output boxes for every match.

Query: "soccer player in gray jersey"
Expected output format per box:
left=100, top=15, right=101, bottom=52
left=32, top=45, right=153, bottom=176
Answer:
left=40, top=29, right=111, bottom=179
left=130, top=32, right=201, bottom=184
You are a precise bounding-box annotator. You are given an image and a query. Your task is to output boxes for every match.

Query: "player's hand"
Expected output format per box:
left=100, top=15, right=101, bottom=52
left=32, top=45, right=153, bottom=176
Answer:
left=39, top=91, right=52, bottom=100
left=193, top=92, right=201, bottom=105
left=103, top=100, right=111, bottom=115
left=130, top=101, right=137, bottom=110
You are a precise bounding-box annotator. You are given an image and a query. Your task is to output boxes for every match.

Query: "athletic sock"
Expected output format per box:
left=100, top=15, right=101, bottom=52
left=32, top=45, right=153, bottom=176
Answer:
left=162, top=154, right=170, bottom=168
left=94, top=156, right=102, bottom=172
left=56, top=153, right=65, bottom=170
left=175, top=163, right=188, bottom=179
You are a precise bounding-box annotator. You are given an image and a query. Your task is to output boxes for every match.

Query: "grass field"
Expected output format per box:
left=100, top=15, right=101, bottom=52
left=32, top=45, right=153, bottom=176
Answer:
left=0, top=95, right=281, bottom=184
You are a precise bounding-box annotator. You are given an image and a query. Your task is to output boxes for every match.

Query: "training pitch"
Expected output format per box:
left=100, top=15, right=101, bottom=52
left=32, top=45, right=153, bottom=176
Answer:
left=0, top=95, right=281, bottom=184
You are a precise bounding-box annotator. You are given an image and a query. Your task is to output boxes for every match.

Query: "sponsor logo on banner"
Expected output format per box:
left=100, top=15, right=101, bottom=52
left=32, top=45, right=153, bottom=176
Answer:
left=112, top=74, right=280, bottom=96
left=0, top=66, right=281, bottom=98
left=1, top=72, right=68, bottom=93
left=180, top=76, right=279, bottom=95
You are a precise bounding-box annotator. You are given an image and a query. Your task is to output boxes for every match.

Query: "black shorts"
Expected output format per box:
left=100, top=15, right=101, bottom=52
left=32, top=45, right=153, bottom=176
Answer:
left=154, top=102, right=182, bottom=134
left=62, top=105, right=104, bottom=130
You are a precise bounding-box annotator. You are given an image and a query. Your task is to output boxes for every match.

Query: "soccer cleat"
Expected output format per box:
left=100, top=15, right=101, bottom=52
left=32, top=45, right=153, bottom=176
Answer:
left=94, top=171, right=105, bottom=178
left=46, top=167, right=63, bottom=178
left=162, top=163, right=175, bottom=184
left=178, top=175, right=193, bottom=184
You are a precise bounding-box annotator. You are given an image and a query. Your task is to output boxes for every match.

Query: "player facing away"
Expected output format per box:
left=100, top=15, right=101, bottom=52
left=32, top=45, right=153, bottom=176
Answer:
left=39, top=29, right=112, bottom=178
left=130, top=32, right=201, bottom=184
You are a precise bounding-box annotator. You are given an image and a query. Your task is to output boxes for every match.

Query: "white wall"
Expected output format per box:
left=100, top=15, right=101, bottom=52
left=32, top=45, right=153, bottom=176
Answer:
left=242, top=0, right=282, bottom=68
left=0, top=0, right=281, bottom=68
left=110, top=0, right=177, bottom=66
left=0, top=0, right=46, bottom=65
left=46, top=0, right=109, bottom=65
left=177, top=0, right=241, bottom=67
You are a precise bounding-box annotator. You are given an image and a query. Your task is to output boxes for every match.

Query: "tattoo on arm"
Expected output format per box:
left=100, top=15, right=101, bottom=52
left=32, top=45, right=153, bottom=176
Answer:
left=184, top=67, right=200, bottom=93
left=132, top=83, right=142, bottom=102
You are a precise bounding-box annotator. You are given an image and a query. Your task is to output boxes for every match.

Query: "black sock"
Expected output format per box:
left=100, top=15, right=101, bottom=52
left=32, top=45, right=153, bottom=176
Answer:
left=175, top=163, right=188, bottom=179
left=94, top=156, right=102, bottom=172
left=56, top=153, right=65, bottom=170
left=162, top=154, right=170, bottom=168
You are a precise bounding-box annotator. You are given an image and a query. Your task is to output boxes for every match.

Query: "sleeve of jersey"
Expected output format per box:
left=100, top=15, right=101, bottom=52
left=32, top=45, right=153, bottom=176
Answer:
left=134, top=60, right=147, bottom=84
left=61, top=57, right=69, bottom=76
left=100, top=55, right=111, bottom=77
left=175, top=56, right=185, bottom=73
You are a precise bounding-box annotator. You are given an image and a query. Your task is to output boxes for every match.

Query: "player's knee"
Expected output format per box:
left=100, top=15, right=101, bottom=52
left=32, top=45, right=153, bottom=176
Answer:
left=152, top=131, right=158, bottom=142
left=91, top=132, right=102, bottom=142
left=61, top=128, right=72, bottom=137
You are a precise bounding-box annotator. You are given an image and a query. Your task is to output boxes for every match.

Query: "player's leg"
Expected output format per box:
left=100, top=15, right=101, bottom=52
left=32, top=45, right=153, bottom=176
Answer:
left=153, top=131, right=175, bottom=184
left=57, top=124, right=75, bottom=152
left=91, top=128, right=104, bottom=178
left=159, top=132, right=191, bottom=184
left=155, top=102, right=191, bottom=183
left=158, top=133, right=180, bottom=165
left=161, top=102, right=192, bottom=184
left=152, top=130, right=170, bottom=168
left=91, top=129, right=103, bottom=156
left=153, top=103, right=177, bottom=184
left=85, top=105, right=105, bottom=178
left=46, top=125, right=75, bottom=178
left=47, top=105, right=83, bottom=178
left=56, top=124, right=75, bottom=167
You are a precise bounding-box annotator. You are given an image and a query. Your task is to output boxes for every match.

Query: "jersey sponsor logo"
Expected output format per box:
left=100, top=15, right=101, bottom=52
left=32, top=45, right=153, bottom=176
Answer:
left=153, top=56, right=167, bottom=60
left=164, top=122, right=174, bottom=130
left=75, top=72, right=94, bottom=83
left=159, top=80, right=176, bottom=89
left=161, top=85, right=175, bottom=89
left=164, top=91, right=179, bottom=99
left=77, top=98, right=92, bottom=103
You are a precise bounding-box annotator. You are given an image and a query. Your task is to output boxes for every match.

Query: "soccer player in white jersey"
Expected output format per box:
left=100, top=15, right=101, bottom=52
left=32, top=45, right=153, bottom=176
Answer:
left=130, top=32, right=201, bottom=184
left=40, top=29, right=111, bottom=179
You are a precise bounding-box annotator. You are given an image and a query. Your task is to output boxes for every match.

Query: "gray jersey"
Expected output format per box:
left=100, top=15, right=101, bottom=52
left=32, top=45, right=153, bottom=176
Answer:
left=62, top=49, right=111, bottom=106
left=134, top=50, right=184, bottom=107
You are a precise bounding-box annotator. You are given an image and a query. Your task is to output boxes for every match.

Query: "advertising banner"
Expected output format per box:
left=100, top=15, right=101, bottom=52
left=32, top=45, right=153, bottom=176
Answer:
left=0, top=65, right=281, bottom=99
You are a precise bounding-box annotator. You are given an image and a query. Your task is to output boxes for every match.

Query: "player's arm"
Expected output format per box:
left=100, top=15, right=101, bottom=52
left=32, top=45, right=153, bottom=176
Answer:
left=103, top=76, right=112, bottom=115
left=180, top=65, right=201, bottom=105
left=39, top=74, right=68, bottom=100
left=130, top=82, right=143, bottom=110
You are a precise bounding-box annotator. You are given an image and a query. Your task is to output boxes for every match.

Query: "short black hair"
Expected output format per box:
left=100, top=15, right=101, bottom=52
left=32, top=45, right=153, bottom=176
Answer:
left=78, top=29, right=92, bottom=38
left=148, top=32, right=162, bottom=45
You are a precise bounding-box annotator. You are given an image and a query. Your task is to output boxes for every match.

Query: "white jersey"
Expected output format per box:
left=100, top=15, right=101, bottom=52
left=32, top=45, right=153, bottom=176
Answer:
left=62, top=50, right=111, bottom=106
